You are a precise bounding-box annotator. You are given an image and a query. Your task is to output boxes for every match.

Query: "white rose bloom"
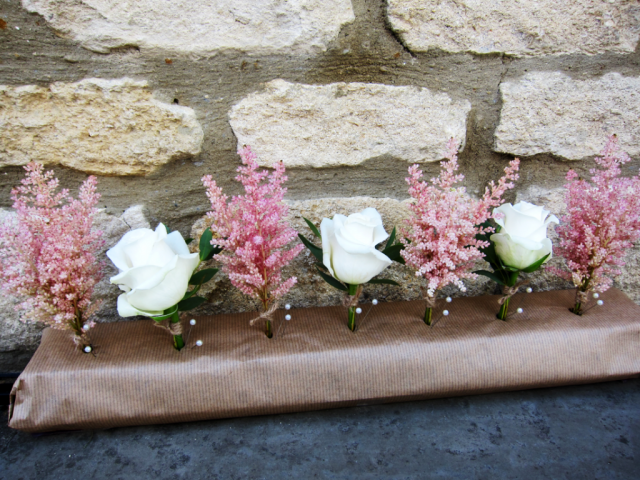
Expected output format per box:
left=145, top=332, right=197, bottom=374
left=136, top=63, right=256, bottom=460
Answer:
left=320, top=208, right=393, bottom=285
left=107, top=223, right=200, bottom=317
left=490, top=202, right=559, bottom=270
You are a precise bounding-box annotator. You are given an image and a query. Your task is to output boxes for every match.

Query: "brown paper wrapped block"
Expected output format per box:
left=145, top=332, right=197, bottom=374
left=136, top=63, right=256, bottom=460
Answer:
left=9, top=288, right=640, bottom=432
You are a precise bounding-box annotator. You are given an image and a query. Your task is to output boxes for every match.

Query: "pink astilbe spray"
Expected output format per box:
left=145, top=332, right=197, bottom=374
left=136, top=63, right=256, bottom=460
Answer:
left=202, top=146, right=304, bottom=336
left=0, top=162, right=104, bottom=342
left=401, top=139, right=519, bottom=324
left=551, top=135, right=640, bottom=314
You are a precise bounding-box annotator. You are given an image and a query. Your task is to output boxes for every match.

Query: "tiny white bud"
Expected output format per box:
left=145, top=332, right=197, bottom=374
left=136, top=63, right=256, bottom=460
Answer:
left=517, top=308, right=523, bottom=314
left=355, top=307, right=362, bottom=314
left=285, top=314, right=291, bottom=321
left=83, top=346, right=92, bottom=353
left=195, top=340, right=203, bottom=347
left=442, top=310, right=449, bottom=316
left=190, top=319, right=196, bottom=326
left=446, top=297, right=452, bottom=303
left=593, top=293, right=599, bottom=299
left=597, top=300, right=603, bottom=306
left=372, top=299, right=378, bottom=305
left=526, top=287, right=533, bottom=293
left=285, top=304, right=291, bottom=310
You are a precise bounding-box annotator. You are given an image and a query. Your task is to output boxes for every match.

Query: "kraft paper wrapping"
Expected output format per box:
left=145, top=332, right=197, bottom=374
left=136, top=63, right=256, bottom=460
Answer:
left=9, top=288, right=640, bottom=432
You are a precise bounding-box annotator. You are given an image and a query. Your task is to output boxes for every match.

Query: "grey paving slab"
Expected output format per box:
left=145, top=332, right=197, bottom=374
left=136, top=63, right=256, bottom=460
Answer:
left=1, top=379, right=639, bottom=479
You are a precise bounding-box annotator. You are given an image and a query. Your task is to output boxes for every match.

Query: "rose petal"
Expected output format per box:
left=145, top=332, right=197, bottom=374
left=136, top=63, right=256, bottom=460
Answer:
left=329, top=232, right=392, bottom=285
left=360, top=207, right=389, bottom=245
left=341, top=213, right=376, bottom=246
left=117, top=294, right=164, bottom=317
left=106, top=228, right=154, bottom=272
left=163, top=230, right=191, bottom=256
left=110, top=264, right=163, bottom=290
left=514, top=201, right=547, bottom=222
left=494, top=203, right=543, bottom=238
left=491, top=232, right=550, bottom=270
left=125, top=252, right=200, bottom=312
left=122, top=229, right=161, bottom=268
left=320, top=217, right=337, bottom=279
left=147, top=237, right=179, bottom=267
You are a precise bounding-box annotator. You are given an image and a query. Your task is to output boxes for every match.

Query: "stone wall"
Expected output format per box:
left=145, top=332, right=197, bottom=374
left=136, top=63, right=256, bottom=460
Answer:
left=1, top=0, right=639, bottom=368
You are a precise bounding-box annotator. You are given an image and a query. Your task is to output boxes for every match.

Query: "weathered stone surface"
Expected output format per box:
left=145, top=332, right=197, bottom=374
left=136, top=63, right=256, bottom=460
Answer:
left=495, top=72, right=640, bottom=160
left=229, top=80, right=471, bottom=168
left=387, top=0, right=640, bottom=56
left=21, top=0, right=355, bottom=55
left=0, top=78, right=203, bottom=175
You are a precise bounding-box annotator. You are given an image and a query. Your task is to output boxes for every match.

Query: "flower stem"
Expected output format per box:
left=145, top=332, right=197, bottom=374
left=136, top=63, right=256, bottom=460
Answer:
left=497, top=297, right=510, bottom=321
left=265, top=319, right=273, bottom=338
left=572, top=302, right=582, bottom=316
left=424, top=306, right=432, bottom=326
left=348, top=306, right=356, bottom=332
left=347, top=284, right=359, bottom=332
left=170, top=310, right=184, bottom=351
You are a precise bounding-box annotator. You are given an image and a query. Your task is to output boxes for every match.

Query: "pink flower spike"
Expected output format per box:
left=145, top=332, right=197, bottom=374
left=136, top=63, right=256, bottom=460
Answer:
left=551, top=135, right=640, bottom=295
left=0, top=163, right=104, bottom=335
left=401, top=138, right=519, bottom=298
left=202, top=147, right=303, bottom=314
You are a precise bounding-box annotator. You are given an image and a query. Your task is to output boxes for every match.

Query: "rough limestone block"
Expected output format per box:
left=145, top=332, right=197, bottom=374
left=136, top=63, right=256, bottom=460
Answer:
left=0, top=78, right=203, bottom=176
left=21, top=0, right=355, bottom=55
left=387, top=0, right=640, bottom=56
left=229, top=80, right=471, bottom=168
left=495, top=72, right=640, bottom=159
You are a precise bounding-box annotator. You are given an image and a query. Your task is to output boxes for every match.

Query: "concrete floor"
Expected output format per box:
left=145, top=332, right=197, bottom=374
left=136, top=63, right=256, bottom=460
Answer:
left=1, top=379, right=639, bottom=479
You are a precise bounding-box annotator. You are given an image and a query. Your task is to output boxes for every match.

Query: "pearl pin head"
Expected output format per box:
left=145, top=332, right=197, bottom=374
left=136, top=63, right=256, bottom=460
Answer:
left=445, top=297, right=452, bottom=303
left=355, top=307, right=362, bottom=314
left=285, top=314, right=291, bottom=321
left=195, top=340, right=203, bottom=347
left=83, top=346, right=92, bottom=353
left=285, top=304, right=291, bottom=310
left=372, top=299, right=378, bottom=305
left=190, top=319, right=196, bottom=326
left=442, top=310, right=449, bottom=316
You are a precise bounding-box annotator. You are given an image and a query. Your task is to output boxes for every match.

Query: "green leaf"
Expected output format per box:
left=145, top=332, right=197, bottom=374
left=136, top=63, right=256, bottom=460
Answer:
left=385, top=226, right=397, bottom=249
left=382, top=243, right=405, bottom=264
left=178, top=296, right=207, bottom=311
left=298, top=233, right=323, bottom=262
left=199, top=228, right=214, bottom=261
left=181, top=283, right=201, bottom=301
left=189, top=268, right=219, bottom=285
left=367, top=278, right=400, bottom=286
left=315, top=266, right=347, bottom=291
left=303, top=217, right=322, bottom=239
left=521, top=253, right=550, bottom=273
left=474, top=269, right=506, bottom=286
left=185, top=237, right=194, bottom=245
